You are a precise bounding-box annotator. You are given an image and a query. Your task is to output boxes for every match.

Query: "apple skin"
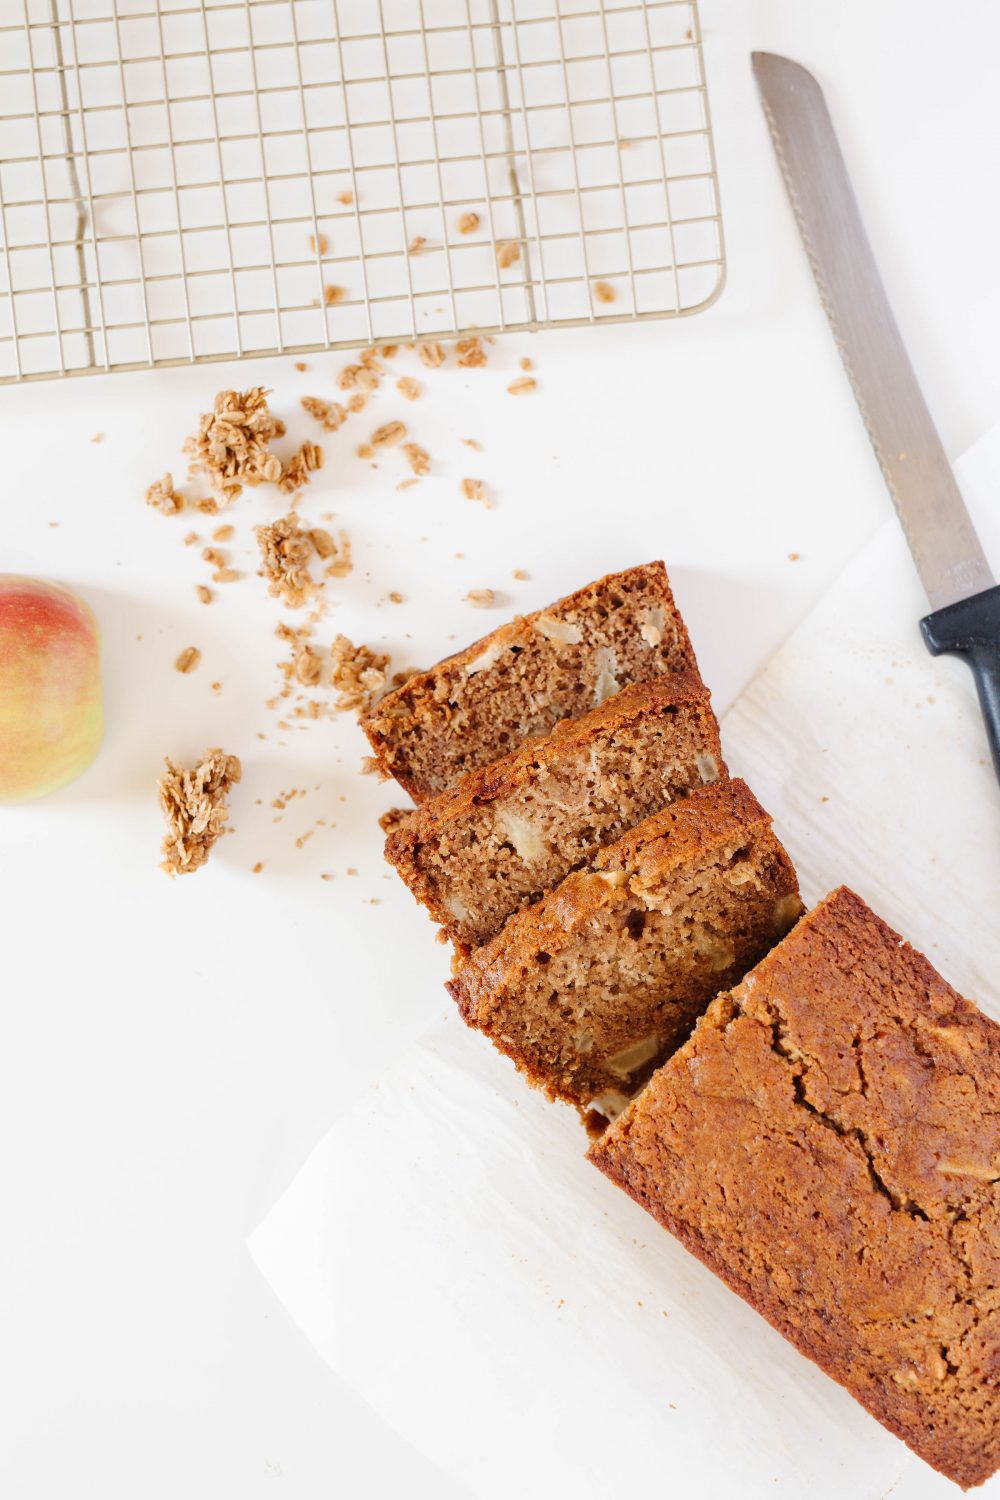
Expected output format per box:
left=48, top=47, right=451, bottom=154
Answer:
left=0, top=576, right=103, bottom=803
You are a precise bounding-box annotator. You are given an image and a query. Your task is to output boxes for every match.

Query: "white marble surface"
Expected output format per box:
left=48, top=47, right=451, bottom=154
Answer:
left=3, top=1, right=1000, bottom=1496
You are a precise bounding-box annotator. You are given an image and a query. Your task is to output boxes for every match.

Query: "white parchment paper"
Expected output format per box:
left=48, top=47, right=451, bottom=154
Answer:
left=250, top=434, right=1000, bottom=1500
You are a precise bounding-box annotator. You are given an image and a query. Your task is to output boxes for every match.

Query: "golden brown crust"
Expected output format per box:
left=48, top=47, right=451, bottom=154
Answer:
left=590, top=887, right=1000, bottom=1490
left=361, top=562, right=699, bottom=800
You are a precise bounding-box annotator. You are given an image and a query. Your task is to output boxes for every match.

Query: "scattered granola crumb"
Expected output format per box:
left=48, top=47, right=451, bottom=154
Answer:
left=465, top=588, right=495, bottom=608
left=278, top=440, right=323, bottom=495
left=397, top=478, right=419, bottom=492
left=212, top=524, right=234, bottom=542
left=330, top=634, right=389, bottom=712
left=196, top=584, right=213, bottom=604
left=211, top=681, right=222, bottom=694
left=371, top=421, right=406, bottom=447
left=295, top=643, right=323, bottom=686
left=512, top=568, right=529, bottom=580
left=396, top=377, right=421, bottom=401
left=357, top=444, right=374, bottom=461
left=381, top=344, right=399, bottom=358
left=184, top=387, right=285, bottom=502
left=788, top=551, right=801, bottom=561
left=309, top=233, right=329, bottom=254
left=347, top=393, right=367, bottom=413
left=213, top=567, right=240, bottom=584
left=619, top=137, right=633, bottom=150
left=324, top=284, right=346, bottom=305
left=252, top=862, right=264, bottom=873
left=497, top=240, right=520, bottom=269
left=388, top=591, right=405, bottom=604
left=408, top=235, right=427, bottom=255
left=194, top=496, right=220, bottom=514
left=294, top=362, right=308, bottom=372
left=458, top=211, right=480, bottom=234
left=594, top=280, right=616, bottom=304
left=184, top=531, right=199, bottom=546
left=146, top=473, right=184, bottom=515
left=175, top=645, right=201, bottom=674
left=519, top=356, right=533, bottom=371
left=417, top=341, right=445, bottom=368
left=91, top=432, right=105, bottom=444
left=461, top=477, right=489, bottom=506
left=402, top=442, right=430, bottom=476
left=301, top=396, right=347, bottom=431
left=456, top=337, right=487, bottom=368
left=309, top=527, right=336, bottom=559
left=346, top=867, right=358, bottom=876
left=339, top=362, right=380, bottom=393
left=158, top=749, right=241, bottom=876
left=461, top=437, right=482, bottom=450
left=507, top=377, right=536, bottom=396
left=337, top=190, right=353, bottom=205
left=255, top=513, right=317, bottom=608
left=202, top=547, right=225, bottom=568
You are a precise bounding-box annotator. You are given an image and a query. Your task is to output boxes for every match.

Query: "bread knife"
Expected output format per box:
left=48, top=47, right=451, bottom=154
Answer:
left=752, top=50, right=1000, bottom=785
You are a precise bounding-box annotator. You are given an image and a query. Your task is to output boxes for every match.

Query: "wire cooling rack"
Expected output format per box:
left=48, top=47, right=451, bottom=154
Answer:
left=0, top=0, right=724, bottom=383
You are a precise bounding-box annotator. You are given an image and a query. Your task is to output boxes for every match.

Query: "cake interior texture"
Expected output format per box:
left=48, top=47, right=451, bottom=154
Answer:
left=385, top=678, right=725, bottom=950
left=590, top=886, right=1000, bottom=1490
left=450, top=779, right=802, bottom=1117
left=361, top=561, right=699, bottom=802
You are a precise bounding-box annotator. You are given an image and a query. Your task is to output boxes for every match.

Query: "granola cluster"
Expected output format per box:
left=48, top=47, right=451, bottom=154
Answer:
left=254, top=513, right=319, bottom=609
left=183, top=387, right=286, bottom=503
left=158, top=749, right=242, bottom=876
left=145, top=473, right=184, bottom=514
left=330, top=634, right=389, bottom=712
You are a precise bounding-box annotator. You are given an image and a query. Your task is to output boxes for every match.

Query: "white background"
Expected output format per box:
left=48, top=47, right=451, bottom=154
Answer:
left=2, top=1, right=1000, bottom=1496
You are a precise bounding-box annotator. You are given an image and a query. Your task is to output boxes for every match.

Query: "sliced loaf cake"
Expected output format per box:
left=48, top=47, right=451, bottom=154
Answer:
left=361, top=561, right=699, bottom=801
left=384, top=677, right=724, bottom=950
left=448, top=779, right=802, bottom=1118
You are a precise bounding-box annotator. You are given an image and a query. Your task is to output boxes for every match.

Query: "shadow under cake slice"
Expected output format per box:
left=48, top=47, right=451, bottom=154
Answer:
left=384, top=676, right=725, bottom=951
left=590, top=887, right=1000, bottom=1491
left=361, top=561, right=699, bottom=802
left=448, top=779, right=802, bottom=1119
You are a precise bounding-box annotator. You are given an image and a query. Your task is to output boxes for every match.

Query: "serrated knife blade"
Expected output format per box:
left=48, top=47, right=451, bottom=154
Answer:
left=752, top=50, right=993, bottom=612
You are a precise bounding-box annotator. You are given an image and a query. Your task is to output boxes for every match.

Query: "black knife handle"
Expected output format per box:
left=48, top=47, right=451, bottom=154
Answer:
left=921, top=584, right=1000, bottom=785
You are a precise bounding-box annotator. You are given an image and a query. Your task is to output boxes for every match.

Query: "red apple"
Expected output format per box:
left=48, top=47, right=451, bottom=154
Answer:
left=0, top=576, right=103, bottom=802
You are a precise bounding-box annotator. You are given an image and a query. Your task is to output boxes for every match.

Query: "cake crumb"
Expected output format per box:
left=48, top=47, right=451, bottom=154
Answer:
left=175, top=645, right=201, bottom=674
left=396, top=377, right=421, bottom=401
left=146, top=473, right=185, bottom=515
left=379, top=806, right=412, bottom=836
left=158, top=749, right=241, bottom=876
left=402, top=442, right=430, bottom=476
left=184, top=387, right=285, bottom=503
left=278, top=440, right=323, bottom=495
left=301, top=396, right=347, bottom=431
left=196, top=584, right=213, bottom=604
left=255, top=513, right=317, bottom=608
left=507, top=377, right=536, bottom=396
left=417, top=341, right=445, bottom=369
left=497, top=240, right=520, bottom=269
left=458, top=211, right=480, bottom=234
left=465, top=588, right=495, bottom=609
left=330, top=634, right=389, bottom=712
left=594, top=281, right=616, bottom=304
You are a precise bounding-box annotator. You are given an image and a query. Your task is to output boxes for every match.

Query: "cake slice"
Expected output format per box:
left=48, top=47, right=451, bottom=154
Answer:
left=384, top=677, right=724, bottom=950
left=448, top=779, right=802, bottom=1118
left=361, top=562, right=699, bottom=802
left=590, top=887, right=1000, bottom=1491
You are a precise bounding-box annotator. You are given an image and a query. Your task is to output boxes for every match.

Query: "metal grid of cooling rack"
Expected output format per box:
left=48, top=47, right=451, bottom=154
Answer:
left=0, top=0, right=725, bottom=383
